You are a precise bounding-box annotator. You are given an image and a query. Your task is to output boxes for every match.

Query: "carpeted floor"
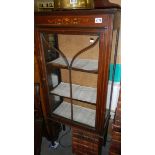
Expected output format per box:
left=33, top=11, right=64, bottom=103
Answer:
left=41, top=123, right=112, bottom=155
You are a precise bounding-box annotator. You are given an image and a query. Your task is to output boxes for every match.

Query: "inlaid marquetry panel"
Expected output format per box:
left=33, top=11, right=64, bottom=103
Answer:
left=35, top=15, right=110, bottom=27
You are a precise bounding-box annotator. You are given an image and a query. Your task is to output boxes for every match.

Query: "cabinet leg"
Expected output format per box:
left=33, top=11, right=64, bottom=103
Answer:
left=103, top=121, right=109, bottom=146
left=62, top=124, right=66, bottom=131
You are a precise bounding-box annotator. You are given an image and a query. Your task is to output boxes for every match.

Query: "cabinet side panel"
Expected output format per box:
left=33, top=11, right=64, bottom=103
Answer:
left=96, top=17, right=114, bottom=135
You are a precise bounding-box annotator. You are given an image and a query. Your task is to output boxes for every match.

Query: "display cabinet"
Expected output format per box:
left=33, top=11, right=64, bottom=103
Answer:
left=34, top=9, right=120, bottom=149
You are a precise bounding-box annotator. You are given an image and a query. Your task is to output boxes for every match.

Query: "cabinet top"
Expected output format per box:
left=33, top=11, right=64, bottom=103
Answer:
left=34, top=8, right=120, bottom=16
left=34, top=9, right=120, bottom=29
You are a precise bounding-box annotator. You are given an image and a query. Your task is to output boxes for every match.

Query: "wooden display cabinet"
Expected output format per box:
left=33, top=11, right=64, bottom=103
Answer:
left=35, top=8, right=120, bottom=154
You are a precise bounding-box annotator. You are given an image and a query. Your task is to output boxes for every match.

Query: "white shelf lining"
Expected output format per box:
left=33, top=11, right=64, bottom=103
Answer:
left=53, top=101, right=96, bottom=127
left=50, top=82, right=97, bottom=104
left=48, top=57, right=98, bottom=71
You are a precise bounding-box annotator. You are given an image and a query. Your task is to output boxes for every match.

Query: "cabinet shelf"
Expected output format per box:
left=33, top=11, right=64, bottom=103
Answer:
left=53, top=101, right=96, bottom=127
left=50, top=82, right=97, bottom=104
left=47, top=57, right=98, bottom=74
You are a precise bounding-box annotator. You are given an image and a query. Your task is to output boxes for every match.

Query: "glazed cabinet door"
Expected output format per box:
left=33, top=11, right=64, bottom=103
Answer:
left=35, top=28, right=112, bottom=133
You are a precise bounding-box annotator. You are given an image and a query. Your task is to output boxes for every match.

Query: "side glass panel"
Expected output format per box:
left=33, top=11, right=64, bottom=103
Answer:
left=106, top=30, right=121, bottom=119
left=40, top=33, right=100, bottom=128
left=41, top=33, right=64, bottom=114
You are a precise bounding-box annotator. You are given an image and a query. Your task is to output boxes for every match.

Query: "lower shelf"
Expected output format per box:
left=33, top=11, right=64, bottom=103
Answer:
left=53, top=101, right=96, bottom=127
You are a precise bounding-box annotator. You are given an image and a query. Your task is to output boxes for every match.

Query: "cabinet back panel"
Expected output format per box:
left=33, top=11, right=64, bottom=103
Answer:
left=58, top=34, right=99, bottom=60
left=61, top=69, right=98, bottom=88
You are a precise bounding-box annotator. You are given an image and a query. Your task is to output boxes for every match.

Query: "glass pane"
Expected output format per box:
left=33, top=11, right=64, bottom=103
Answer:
left=40, top=33, right=99, bottom=127
left=59, top=34, right=99, bottom=128
left=41, top=33, right=70, bottom=119
left=106, top=30, right=121, bottom=119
